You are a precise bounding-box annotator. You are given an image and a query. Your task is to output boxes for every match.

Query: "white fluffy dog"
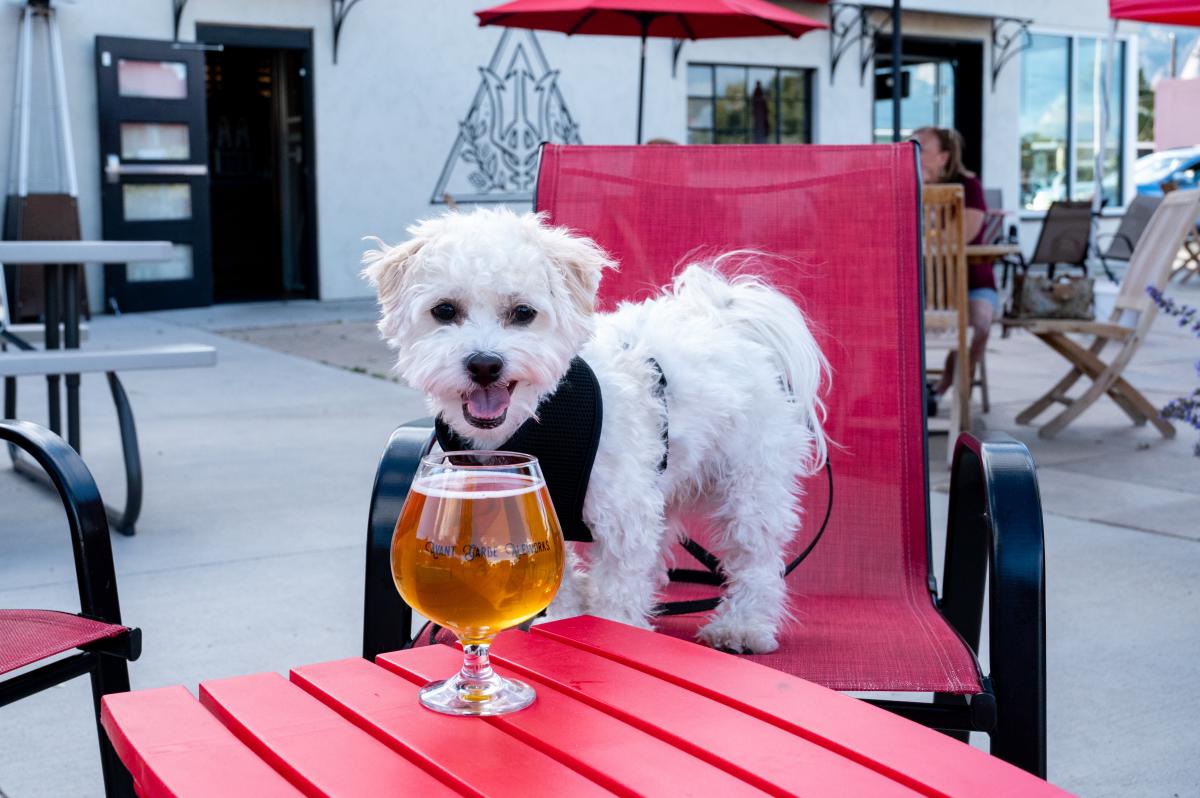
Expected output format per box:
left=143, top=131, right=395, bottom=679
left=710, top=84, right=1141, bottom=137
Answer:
left=364, top=208, right=828, bottom=654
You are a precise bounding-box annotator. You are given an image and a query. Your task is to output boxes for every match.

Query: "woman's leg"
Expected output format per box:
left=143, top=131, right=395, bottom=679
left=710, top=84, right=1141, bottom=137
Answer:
left=937, top=298, right=994, bottom=396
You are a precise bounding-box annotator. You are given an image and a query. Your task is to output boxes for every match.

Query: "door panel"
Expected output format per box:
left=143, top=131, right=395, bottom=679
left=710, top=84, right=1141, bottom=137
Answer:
left=96, top=36, right=212, bottom=311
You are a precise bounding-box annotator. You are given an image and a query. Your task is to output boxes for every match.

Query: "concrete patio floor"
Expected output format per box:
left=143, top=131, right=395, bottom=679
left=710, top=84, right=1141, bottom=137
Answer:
left=3, top=281, right=1199, bottom=797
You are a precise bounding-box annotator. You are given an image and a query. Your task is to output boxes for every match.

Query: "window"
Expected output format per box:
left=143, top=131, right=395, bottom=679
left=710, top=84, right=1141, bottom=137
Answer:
left=687, top=64, right=812, bottom=144
left=1020, top=34, right=1125, bottom=210
left=873, top=59, right=956, bottom=143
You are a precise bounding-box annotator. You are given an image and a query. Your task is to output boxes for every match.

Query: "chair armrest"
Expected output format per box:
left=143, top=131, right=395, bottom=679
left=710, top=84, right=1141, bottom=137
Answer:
left=1094, top=231, right=1133, bottom=260
left=941, top=432, right=1046, bottom=776
left=362, top=418, right=436, bottom=660
left=0, top=420, right=123, bottom=625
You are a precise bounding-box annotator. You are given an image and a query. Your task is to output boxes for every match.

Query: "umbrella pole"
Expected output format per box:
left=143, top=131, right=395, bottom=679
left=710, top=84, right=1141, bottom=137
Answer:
left=1092, top=18, right=1118, bottom=279
left=891, top=0, right=902, bottom=142
left=637, top=29, right=647, bottom=144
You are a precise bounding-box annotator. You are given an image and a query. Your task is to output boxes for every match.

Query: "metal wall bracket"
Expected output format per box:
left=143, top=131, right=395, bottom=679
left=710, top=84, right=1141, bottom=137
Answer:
left=672, top=39, right=685, bottom=78
left=173, top=0, right=188, bottom=40
left=332, top=0, right=365, bottom=64
left=829, top=2, right=892, bottom=86
left=991, top=17, right=1032, bottom=90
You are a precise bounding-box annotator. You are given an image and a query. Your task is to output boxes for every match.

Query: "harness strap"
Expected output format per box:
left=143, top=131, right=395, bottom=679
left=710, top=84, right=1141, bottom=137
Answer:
left=655, top=460, right=834, bottom=617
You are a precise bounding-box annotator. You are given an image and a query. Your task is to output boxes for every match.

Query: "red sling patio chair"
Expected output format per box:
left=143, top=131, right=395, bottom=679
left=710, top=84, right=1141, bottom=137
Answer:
left=0, top=420, right=140, bottom=798
left=362, top=143, right=1048, bottom=777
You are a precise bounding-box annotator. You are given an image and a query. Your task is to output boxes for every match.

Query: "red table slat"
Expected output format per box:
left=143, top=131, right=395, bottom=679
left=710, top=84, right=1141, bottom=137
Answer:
left=377, top=644, right=771, bottom=798
left=466, top=629, right=923, bottom=797
left=100, top=686, right=304, bottom=798
left=199, top=672, right=459, bottom=797
left=289, top=657, right=611, bottom=798
left=531, top=617, right=1073, bottom=798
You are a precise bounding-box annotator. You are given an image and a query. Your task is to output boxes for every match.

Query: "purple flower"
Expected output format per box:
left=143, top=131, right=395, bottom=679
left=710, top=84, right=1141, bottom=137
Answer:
left=1148, top=286, right=1200, bottom=455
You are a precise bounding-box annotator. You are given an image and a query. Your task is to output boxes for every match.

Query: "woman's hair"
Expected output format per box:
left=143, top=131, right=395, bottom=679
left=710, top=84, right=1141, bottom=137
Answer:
left=913, top=126, right=975, bottom=181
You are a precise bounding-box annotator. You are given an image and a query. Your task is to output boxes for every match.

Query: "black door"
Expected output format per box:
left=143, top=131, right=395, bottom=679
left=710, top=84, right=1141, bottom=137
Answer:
left=873, top=36, right=985, bottom=176
left=197, top=24, right=318, bottom=303
left=96, top=36, right=213, bottom=312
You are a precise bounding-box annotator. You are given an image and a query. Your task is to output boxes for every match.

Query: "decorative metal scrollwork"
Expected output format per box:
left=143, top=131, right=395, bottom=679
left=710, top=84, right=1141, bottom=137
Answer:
left=332, top=0, right=365, bottom=64
left=173, top=0, right=188, bottom=40
left=672, top=39, right=685, bottom=78
left=991, top=17, right=1032, bottom=90
left=432, top=30, right=582, bottom=204
left=829, top=2, right=892, bottom=86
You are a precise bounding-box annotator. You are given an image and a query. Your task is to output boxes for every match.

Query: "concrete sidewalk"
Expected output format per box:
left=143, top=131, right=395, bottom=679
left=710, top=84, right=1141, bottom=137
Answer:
left=3, top=285, right=1199, bottom=797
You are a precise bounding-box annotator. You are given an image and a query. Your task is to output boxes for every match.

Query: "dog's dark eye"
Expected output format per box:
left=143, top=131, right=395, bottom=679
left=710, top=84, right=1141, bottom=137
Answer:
left=510, top=305, right=537, bottom=326
left=431, top=302, right=458, bottom=323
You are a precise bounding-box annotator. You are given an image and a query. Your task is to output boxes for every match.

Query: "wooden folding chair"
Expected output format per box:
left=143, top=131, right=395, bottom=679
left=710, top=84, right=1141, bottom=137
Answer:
left=921, top=184, right=970, bottom=461
left=1005, top=189, right=1200, bottom=439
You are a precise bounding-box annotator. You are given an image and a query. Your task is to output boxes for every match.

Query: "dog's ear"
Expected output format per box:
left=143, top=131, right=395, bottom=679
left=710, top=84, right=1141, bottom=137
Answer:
left=362, top=236, right=425, bottom=339
left=528, top=214, right=616, bottom=316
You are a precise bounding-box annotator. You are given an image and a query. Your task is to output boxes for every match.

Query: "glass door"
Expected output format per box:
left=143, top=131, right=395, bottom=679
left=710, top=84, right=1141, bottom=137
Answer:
left=95, top=36, right=213, bottom=311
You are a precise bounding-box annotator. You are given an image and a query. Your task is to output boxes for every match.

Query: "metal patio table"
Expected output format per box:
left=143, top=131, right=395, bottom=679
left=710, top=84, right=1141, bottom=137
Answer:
left=0, top=239, right=173, bottom=450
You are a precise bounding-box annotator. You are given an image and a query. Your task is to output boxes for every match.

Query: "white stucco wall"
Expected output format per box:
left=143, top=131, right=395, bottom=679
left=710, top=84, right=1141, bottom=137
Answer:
left=0, top=0, right=1131, bottom=309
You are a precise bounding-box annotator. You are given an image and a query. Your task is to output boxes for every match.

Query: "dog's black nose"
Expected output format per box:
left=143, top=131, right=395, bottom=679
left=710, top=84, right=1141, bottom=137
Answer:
left=465, top=352, right=504, bottom=386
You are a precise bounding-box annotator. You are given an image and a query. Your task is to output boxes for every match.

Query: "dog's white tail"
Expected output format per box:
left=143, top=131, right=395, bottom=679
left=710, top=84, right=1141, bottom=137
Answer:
left=670, top=257, right=829, bottom=473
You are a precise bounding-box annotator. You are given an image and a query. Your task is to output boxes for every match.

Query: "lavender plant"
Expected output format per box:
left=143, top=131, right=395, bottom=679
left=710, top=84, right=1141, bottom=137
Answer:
left=1147, top=285, right=1200, bottom=456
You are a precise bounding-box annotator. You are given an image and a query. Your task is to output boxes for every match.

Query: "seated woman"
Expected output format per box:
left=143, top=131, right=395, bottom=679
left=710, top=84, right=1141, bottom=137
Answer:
left=913, top=126, right=995, bottom=409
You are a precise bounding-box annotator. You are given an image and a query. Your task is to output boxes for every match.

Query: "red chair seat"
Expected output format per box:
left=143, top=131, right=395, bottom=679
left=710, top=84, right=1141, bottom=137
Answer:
left=0, top=609, right=129, bottom=676
left=653, top=582, right=982, bottom=694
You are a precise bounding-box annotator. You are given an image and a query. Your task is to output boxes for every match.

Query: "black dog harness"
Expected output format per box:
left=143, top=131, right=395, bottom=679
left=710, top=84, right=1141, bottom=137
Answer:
left=436, top=357, right=605, bottom=543
left=429, top=354, right=834, bottom=624
left=434, top=356, right=671, bottom=544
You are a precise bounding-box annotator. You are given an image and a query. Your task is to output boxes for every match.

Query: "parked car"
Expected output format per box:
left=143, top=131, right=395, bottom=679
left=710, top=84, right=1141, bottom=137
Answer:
left=1134, top=147, right=1200, bottom=196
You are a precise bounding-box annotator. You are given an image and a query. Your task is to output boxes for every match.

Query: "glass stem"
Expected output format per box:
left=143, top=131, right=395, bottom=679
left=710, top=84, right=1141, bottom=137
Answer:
left=460, top=642, right=495, bottom=685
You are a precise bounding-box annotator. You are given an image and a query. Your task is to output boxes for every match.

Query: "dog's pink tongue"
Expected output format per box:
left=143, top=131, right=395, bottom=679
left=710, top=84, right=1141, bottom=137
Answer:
left=466, top=384, right=511, bottom=419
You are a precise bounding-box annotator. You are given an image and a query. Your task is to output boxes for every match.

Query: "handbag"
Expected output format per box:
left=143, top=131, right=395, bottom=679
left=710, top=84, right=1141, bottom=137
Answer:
left=1008, top=274, right=1095, bottom=320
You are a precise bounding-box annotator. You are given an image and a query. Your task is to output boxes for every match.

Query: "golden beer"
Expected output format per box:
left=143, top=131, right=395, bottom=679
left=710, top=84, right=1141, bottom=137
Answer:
left=391, top=470, right=564, bottom=645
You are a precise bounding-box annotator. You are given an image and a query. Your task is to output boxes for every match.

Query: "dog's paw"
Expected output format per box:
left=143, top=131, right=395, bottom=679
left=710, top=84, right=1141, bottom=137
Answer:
left=696, top=618, right=779, bottom=654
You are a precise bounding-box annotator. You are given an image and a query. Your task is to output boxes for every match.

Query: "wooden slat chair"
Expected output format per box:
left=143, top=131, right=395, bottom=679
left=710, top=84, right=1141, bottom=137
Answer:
left=362, top=143, right=1050, bottom=777
left=1, top=420, right=140, bottom=798
left=1005, top=188, right=1200, bottom=439
left=922, top=184, right=970, bottom=459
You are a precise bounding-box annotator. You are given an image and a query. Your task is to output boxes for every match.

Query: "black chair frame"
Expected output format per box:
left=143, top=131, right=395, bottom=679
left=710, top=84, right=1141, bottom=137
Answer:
left=2, top=331, right=145, bottom=535
left=362, top=422, right=1047, bottom=777
left=1006, top=200, right=1093, bottom=287
left=0, top=420, right=140, bottom=798
left=1095, top=195, right=1164, bottom=284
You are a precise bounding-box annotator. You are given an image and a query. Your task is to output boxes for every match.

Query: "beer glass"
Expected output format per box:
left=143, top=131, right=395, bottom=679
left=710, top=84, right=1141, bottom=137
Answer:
left=391, top=451, right=564, bottom=715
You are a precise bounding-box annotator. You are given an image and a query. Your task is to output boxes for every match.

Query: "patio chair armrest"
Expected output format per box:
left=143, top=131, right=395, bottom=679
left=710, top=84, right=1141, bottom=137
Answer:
left=0, top=420, right=124, bottom=625
left=941, top=431, right=1046, bottom=776
left=362, top=418, right=436, bottom=660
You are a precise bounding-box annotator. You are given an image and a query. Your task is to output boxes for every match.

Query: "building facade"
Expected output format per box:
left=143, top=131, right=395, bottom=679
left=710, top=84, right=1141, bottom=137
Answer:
left=0, top=0, right=1138, bottom=313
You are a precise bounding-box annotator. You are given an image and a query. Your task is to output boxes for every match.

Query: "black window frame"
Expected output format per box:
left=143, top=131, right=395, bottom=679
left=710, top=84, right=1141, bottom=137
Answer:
left=686, top=62, right=814, bottom=145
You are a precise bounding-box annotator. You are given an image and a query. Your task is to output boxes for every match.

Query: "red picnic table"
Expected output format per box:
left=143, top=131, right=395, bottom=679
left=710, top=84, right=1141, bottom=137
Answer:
left=101, top=616, right=1072, bottom=797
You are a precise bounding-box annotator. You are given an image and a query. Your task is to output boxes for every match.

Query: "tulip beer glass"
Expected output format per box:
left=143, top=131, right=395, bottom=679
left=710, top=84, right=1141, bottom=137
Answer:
left=391, top=451, right=564, bottom=715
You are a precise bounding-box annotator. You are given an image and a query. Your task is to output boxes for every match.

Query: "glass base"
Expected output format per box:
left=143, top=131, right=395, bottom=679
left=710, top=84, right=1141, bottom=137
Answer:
left=418, top=672, right=536, bottom=716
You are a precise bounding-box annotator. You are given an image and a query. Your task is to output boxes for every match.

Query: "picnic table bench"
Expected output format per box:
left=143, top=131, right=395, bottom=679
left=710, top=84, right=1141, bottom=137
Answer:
left=1, top=240, right=216, bottom=534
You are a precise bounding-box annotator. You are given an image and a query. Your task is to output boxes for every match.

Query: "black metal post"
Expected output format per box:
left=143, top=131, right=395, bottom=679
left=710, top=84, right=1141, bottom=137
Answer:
left=891, top=0, right=902, bottom=142
left=63, top=263, right=81, bottom=452
left=43, top=264, right=62, bottom=435
left=637, top=25, right=649, bottom=144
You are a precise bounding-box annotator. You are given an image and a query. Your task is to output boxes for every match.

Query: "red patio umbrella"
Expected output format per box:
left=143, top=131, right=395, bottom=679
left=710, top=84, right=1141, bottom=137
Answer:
left=1092, top=1, right=1200, bottom=243
left=475, top=0, right=827, bottom=143
left=1109, top=0, right=1200, bottom=25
